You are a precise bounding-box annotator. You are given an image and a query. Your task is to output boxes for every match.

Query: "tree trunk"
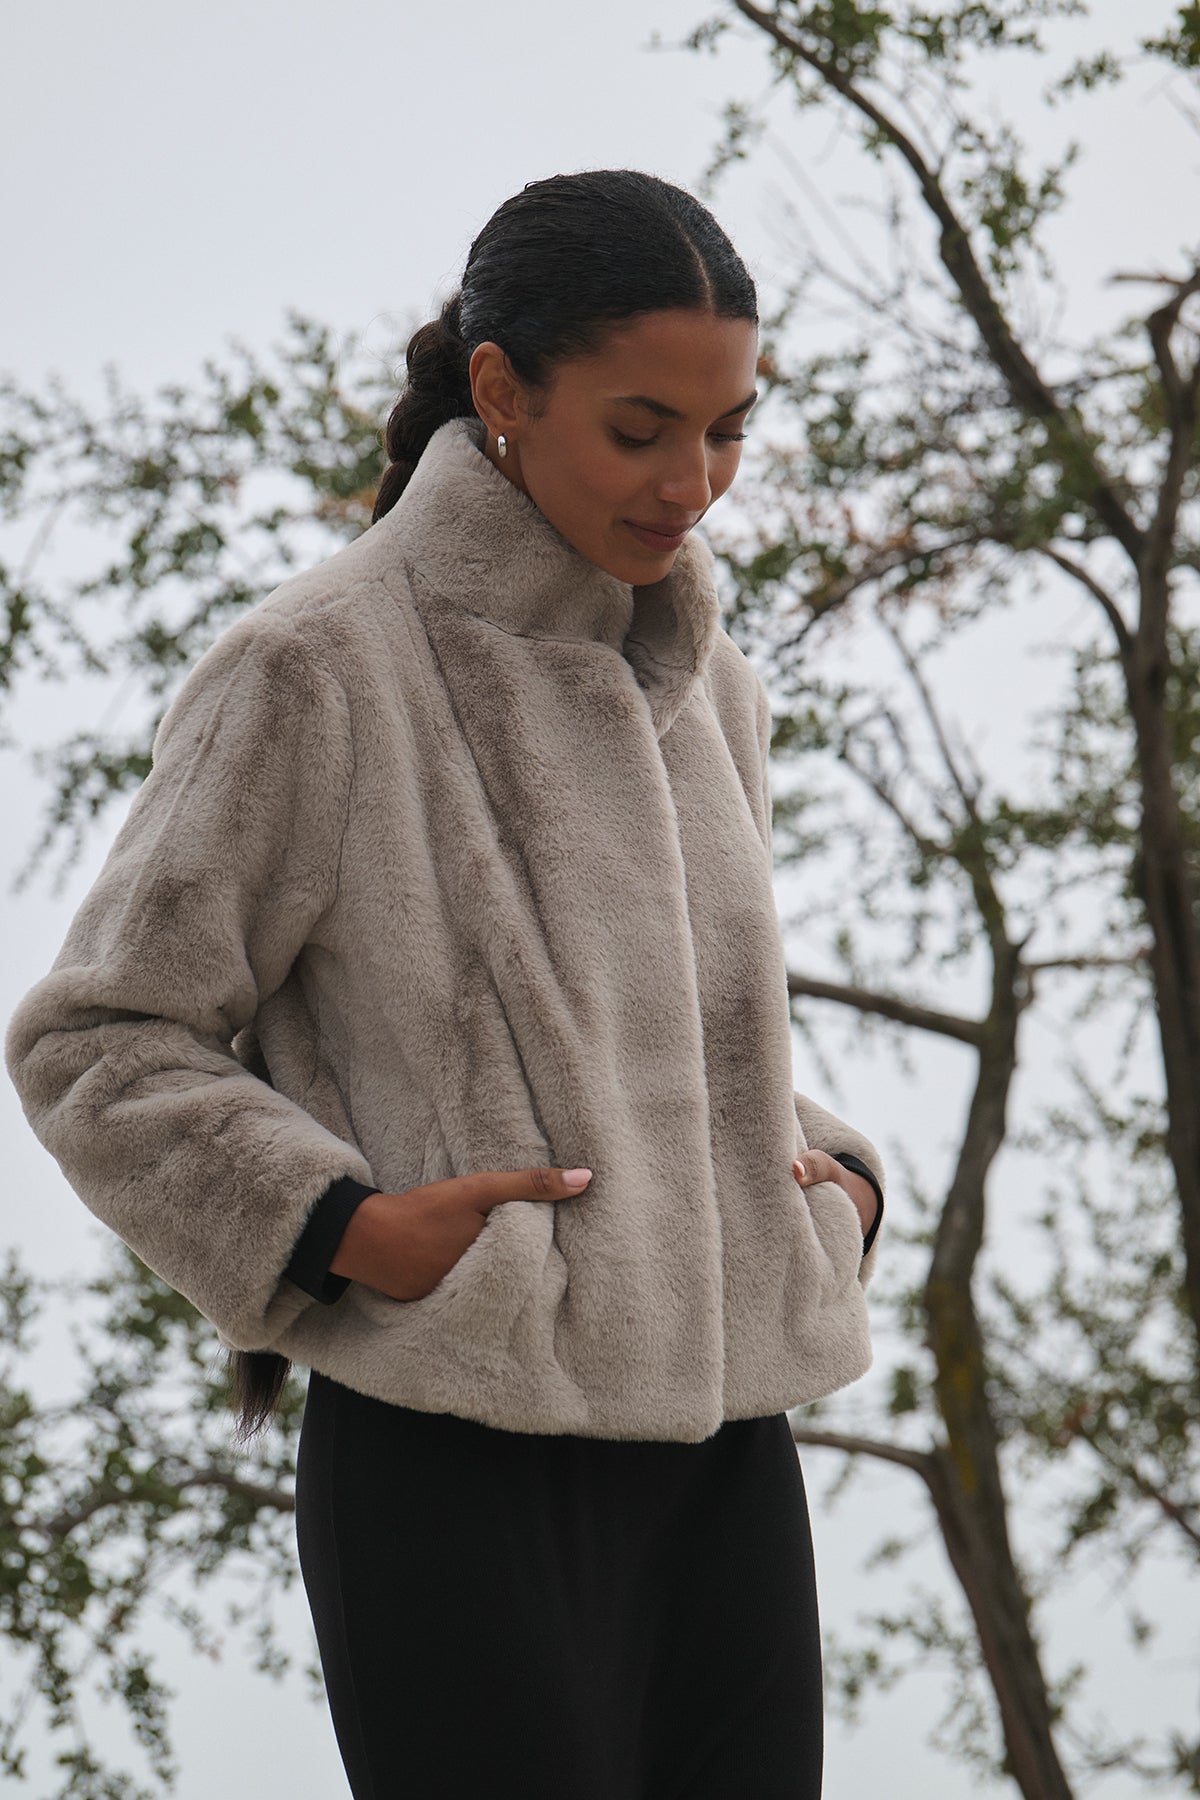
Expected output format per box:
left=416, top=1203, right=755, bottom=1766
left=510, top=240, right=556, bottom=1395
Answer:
left=923, top=939, right=1075, bottom=1799
left=1124, top=623, right=1200, bottom=1366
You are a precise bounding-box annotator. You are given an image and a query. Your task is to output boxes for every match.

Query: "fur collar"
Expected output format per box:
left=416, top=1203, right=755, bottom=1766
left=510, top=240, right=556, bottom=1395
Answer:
left=379, top=413, right=723, bottom=739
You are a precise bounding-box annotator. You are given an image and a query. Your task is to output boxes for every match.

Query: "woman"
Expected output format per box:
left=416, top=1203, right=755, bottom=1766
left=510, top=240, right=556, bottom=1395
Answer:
left=5, top=170, right=884, bottom=1798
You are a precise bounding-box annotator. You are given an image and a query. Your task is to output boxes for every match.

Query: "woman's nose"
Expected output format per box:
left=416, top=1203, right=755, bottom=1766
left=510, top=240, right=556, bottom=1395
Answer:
left=655, top=443, right=713, bottom=513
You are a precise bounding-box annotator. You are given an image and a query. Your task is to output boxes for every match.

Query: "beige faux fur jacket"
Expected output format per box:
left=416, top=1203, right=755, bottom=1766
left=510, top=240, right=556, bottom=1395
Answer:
left=5, top=413, right=885, bottom=1442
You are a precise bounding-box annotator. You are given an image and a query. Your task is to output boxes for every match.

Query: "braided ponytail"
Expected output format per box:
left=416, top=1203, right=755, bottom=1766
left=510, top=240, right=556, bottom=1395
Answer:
left=372, top=293, right=476, bottom=522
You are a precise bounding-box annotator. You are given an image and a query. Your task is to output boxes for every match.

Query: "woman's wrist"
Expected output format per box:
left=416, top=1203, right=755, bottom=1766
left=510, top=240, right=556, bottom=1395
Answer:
left=284, top=1176, right=383, bottom=1302
left=833, top=1166, right=880, bottom=1238
left=329, top=1189, right=397, bottom=1282
left=828, top=1151, right=884, bottom=1251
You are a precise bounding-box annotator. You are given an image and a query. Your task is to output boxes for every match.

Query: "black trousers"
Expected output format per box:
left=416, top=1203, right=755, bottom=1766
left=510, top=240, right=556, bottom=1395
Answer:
left=294, top=1371, right=824, bottom=1799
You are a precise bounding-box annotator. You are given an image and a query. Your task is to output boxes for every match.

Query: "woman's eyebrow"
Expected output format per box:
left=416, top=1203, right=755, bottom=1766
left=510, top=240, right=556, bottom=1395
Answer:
left=610, top=389, right=760, bottom=421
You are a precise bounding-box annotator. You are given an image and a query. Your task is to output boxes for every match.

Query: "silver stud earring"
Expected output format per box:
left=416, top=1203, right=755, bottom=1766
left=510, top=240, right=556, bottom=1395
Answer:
left=497, top=433, right=508, bottom=459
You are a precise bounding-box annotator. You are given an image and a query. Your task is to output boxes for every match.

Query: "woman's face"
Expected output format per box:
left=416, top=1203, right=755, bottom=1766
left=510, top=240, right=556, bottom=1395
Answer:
left=468, top=308, right=760, bottom=584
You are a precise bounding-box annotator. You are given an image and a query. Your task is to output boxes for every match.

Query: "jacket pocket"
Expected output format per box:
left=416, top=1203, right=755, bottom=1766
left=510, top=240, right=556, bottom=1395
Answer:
left=795, top=1176, right=866, bottom=1299
left=348, top=1119, right=558, bottom=1330
left=346, top=1192, right=558, bottom=1365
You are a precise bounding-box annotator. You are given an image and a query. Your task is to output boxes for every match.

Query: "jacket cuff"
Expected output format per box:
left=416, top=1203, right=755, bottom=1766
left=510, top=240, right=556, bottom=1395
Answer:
left=829, top=1151, right=884, bottom=1257
left=283, top=1176, right=381, bottom=1303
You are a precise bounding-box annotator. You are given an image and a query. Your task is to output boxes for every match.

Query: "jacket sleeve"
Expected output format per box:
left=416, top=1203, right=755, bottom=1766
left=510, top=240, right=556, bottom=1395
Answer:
left=283, top=1174, right=381, bottom=1303
left=3, top=613, right=380, bottom=1351
left=753, top=673, right=887, bottom=1288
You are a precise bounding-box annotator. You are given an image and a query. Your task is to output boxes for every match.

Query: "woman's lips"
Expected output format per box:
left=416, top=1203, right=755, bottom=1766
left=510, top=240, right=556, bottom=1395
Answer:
left=624, top=520, right=692, bottom=552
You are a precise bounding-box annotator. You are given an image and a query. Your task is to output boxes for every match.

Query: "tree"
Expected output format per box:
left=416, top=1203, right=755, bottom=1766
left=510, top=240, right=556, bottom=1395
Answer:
left=0, top=1245, right=306, bottom=1800
left=693, top=0, right=1200, bottom=1367
left=663, top=0, right=1200, bottom=1790
left=0, top=313, right=388, bottom=890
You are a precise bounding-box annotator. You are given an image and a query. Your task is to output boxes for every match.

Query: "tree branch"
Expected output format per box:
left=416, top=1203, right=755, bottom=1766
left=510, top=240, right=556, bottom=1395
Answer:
left=730, top=0, right=1146, bottom=567
left=1037, top=546, right=1134, bottom=657
left=1075, top=1434, right=1200, bottom=1553
left=175, top=1468, right=296, bottom=1514
left=782, top=535, right=986, bottom=624
left=789, top=1424, right=938, bottom=1481
left=32, top=1468, right=294, bottom=1540
left=1024, top=950, right=1150, bottom=974
left=880, top=608, right=983, bottom=822
left=841, top=744, right=945, bottom=860
left=1145, top=267, right=1200, bottom=417
left=1142, top=266, right=1200, bottom=639
left=787, top=969, right=984, bottom=1045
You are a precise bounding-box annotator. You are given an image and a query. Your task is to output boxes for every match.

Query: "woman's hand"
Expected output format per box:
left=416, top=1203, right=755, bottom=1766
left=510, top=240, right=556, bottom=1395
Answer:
left=793, top=1149, right=880, bottom=1239
left=328, top=1166, right=593, bottom=1301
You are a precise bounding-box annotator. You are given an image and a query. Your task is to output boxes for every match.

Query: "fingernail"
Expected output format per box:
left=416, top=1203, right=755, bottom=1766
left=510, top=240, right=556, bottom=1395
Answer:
left=563, top=1168, right=592, bottom=1185
left=793, top=1159, right=806, bottom=1178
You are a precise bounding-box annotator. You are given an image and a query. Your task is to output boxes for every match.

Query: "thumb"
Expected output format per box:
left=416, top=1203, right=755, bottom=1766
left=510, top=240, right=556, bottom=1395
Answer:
left=793, top=1152, right=835, bottom=1186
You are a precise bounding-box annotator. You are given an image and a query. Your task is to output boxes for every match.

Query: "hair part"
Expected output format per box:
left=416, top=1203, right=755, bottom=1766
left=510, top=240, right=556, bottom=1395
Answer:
left=371, top=168, right=759, bottom=523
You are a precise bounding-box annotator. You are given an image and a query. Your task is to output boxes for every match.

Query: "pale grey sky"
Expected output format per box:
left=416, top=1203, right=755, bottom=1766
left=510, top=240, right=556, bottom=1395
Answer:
left=2, top=1, right=1196, bottom=1795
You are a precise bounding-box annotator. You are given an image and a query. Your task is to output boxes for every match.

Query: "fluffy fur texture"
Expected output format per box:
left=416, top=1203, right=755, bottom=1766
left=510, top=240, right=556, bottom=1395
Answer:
left=5, top=415, right=885, bottom=1442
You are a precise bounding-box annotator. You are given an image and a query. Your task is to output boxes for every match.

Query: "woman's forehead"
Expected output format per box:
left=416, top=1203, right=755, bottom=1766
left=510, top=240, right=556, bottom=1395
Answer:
left=553, top=310, right=760, bottom=413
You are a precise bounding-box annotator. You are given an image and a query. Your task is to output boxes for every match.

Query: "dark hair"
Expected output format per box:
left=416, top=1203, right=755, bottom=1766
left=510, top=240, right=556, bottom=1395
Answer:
left=226, top=1346, right=291, bottom=1444
left=370, top=167, right=759, bottom=522
left=227, top=170, right=757, bottom=1441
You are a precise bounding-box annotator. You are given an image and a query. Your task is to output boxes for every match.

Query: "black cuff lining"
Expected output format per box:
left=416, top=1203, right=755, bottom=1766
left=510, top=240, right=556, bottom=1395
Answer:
left=283, top=1175, right=381, bottom=1304
left=829, top=1151, right=884, bottom=1257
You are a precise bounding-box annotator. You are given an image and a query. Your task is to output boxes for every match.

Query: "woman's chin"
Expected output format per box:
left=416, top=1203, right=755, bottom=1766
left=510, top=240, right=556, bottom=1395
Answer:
left=596, top=534, right=680, bottom=584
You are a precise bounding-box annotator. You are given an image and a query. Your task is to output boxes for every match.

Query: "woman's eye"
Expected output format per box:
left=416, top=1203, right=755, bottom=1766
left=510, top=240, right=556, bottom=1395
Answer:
left=609, top=429, right=748, bottom=450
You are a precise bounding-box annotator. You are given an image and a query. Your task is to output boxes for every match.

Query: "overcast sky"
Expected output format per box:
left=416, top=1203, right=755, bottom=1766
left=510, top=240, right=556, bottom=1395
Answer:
left=3, top=2, right=1196, bottom=1795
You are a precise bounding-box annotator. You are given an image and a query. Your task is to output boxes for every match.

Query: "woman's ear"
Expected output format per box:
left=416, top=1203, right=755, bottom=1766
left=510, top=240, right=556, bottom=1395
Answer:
left=468, top=341, right=523, bottom=441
